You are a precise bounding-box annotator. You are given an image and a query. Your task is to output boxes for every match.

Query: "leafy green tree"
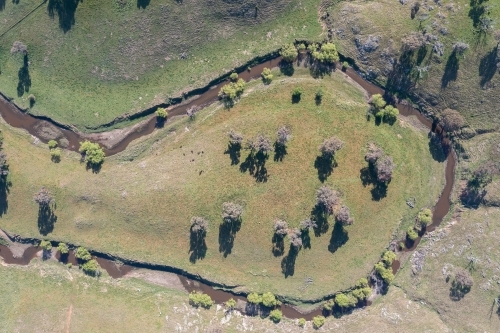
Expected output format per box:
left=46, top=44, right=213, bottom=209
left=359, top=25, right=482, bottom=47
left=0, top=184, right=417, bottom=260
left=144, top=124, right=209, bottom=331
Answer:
left=370, top=94, right=386, bottom=110
left=352, top=286, right=371, bottom=301
left=156, top=108, right=168, bottom=119
left=189, top=292, right=214, bottom=308
left=218, top=79, right=246, bottom=101
left=261, top=292, right=278, bottom=307
left=383, top=105, right=399, bottom=123
left=298, top=43, right=306, bottom=51
left=342, top=61, right=349, bottom=70
left=247, top=292, right=262, bottom=304
left=57, top=242, right=69, bottom=254
left=269, top=309, right=282, bottom=323
left=312, top=315, right=325, bottom=329
left=374, top=262, right=395, bottom=284
left=261, top=68, right=273, bottom=84
left=230, top=72, right=238, bottom=81
left=323, top=299, right=335, bottom=311
left=335, top=292, right=357, bottom=309
left=407, top=227, right=418, bottom=241
left=75, top=246, right=91, bottom=261
left=418, top=208, right=432, bottom=227
left=40, top=240, right=52, bottom=251
left=311, top=43, right=340, bottom=63
left=50, top=148, right=62, bottom=162
left=225, top=298, right=237, bottom=311
left=315, top=89, right=324, bottom=103
left=280, top=43, right=298, bottom=62
left=382, top=250, right=396, bottom=266
left=48, top=140, right=58, bottom=149
left=291, top=87, right=304, bottom=99
left=79, top=141, right=105, bottom=166
left=298, top=318, right=306, bottom=327
left=82, top=259, right=99, bottom=276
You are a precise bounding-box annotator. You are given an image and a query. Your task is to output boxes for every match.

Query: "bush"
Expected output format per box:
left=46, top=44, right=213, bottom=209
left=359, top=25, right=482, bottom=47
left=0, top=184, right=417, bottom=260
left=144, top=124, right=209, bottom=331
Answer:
left=315, top=89, right=324, bottom=103
left=218, top=79, right=246, bottom=101
left=75, top=247, right=92, bottom=261
left=57, top=242, right=69, bottom=254
left=82, top=259, right=99, bottom=275
left=79, top=141, right=105, bottom=166
left=247, top=292, right=262, bottom=304
left=298, top=43, right=306, bottom=51
left=280, top=43, right=298, bottom=62
left=155, top=107, right=168, bottom=119
left=407, top=227, right=418, bottom=241
left=383, top=105, right=399, bottom=123
left=323, top=299, right=335, bottom=311
left=48, top=140, right=58, bottom=149
left=335, top=292, right=357, bottom=309
left=191, top=216, right=208, bottom=233
left=225, top=298, right=236, bottom=310
left=319, top=136, right=344, bottom=157
left=298, top=318, right=306, bottom=327
left=67, top=263, right=72, bottom=269
left=374, top=262, right=395, bottom=284
left=229, top=72, right=238, bottom=81
left=418, top=208, right=432, bottom=227
left=261, top=292, right=278, bottom=307
left=261, top=68, right=273, bottom=83
left=189, top=292, right=214, bottom=308
left=40, top=240, right=52, bottom=251
left=50, top=148, right=62, bottom=162
left=222, top=202, right=243, bottom=223
left=312, top=315, right=325, bottom=329
left=269, top=309, right=282, bottom=323
left=33, top=188, right=53, bottom=206
left=370, top=94, right=386, bottom=110
left=342, top=61, right=349, bottom=69
left=311, top=42, right=339, bottom=64
left=291, top=87, right=304, bottom=98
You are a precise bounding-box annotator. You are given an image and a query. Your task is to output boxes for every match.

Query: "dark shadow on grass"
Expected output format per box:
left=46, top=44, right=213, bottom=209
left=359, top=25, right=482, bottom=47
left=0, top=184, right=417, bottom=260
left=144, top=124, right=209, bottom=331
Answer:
left=281, top=245, right=298, bottom=278
left=218, top=219, right=242, bottom=257
left=309, top=62, right=333, bottom=79
left=155, top=118, right=165, bottom=128
left=416, top=45, right=428, bottom=66
left=137, top=0, right=150, bottom=8
left=328, top=222, right=348, bottom=253
left=468, top=0, right=487, bottom=29
left=0, top=172, right=11, bottom=217
left=17, top=54, right=31, bottom=97
left=189, top=230, right=207, bottom=263
left=224, top=143, right=241, bottom=165
left=449, top=280, right=471, bottom=301
left=441, top=51, right=459, bottom=88
left=428, top=132, right=449, bottom=162
left=11, top=0, right=18, bottom=4
left=279, top=61, right=294, bottom=76
left=311, top=205, right=329, bottom=236
left=314, top=153, right=337, bottom=183
left=38, top=205, right=57, bottom=236
left=47, top=0, right=81, bottom=32
left=240, top=151, right=268, bottom=182
left=272, top=234, right=285, bottom=256
left=0, top=0, right=5, bottom=11
left=479, top=45, right=498, bottom=87
left=273, top=142, right=287, bottom=162
left=359, top=166, right=388, bottom=201
left=301, top=229, right=311, bottom=249
left=386, top=50, right=415, bottom=93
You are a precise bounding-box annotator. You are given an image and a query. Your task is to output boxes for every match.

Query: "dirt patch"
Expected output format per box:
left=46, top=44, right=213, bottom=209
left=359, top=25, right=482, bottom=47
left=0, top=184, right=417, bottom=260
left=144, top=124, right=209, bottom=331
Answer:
left=83, top=118, right=152, bottom=149
left=125, top=269, right=187, bottom=292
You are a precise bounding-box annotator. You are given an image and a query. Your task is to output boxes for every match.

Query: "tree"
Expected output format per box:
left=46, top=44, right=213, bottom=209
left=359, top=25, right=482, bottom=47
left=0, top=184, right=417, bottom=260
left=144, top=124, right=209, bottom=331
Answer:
left=48, top=140, right=58, bottom=149
left=57, top=242, right=69, bottom=254
left=383, top=105, right=399, bottom=123
left=335, top=292, right=357, bottom=309
left=311, top=42, right=339, bottom=63
left=218, top=79, right=245, bottom=102
left=276, top=126, right=291, bottom=146
left=228, top=129, right=243, bottom=146
left=439, top=108, right=465, bottom=133
left=316, top=185, right=340, bottom=215
left=247, top=292, right=262, bottom=304
left=374, top=155, right=395, bottom=183
left=315, top=89, right=324, bottom=103
left=401, top=32, right=426, bottom=51
left=312, top=315, right=325, bottom=329
left=323, top=299, right=335, bottom=311
left=454, top=268, right=473, bottom=289
left=189, top=292, right=214, bottom=308
left=34, top=187, right=53, bottom=207
left=247, top=134, right=273, bottom=155
left=222, top=202, right=243, bottom=223
left=452, top=42, right=469, bottom=55
left=280, top=43, right=298, bottom=62
left=229, top=72, right=238, bottom=81
left=82, top=259, right=99, bottom=276
left=40, top=240, right=52, bottom=251
left=274, top=219, right=288, bottom=237
left=261, top=68, right=273, bottom=83
left=374, top=262, right=394, bottom=284
left=319, top=136, right=344, bottom=157
left=299, top=218, right=317, bottom=230
left=50, top=148, right=62, bottom=162
left=369, top=94, right=387, bottom=110
left=407, top=227, right=418, bottom=241
left=10, top=41, right=28, bottom=55
left=155, top=107, right=168, bottom=119
left=365, top=143, right=383, bottom=164
left=79, top=141, right=105, bottom=166
left=289, top=228, right=302, bottom=248
left=418, top=208, right=432, bottom=227
left=269, top=309, right=282, bottom=323
left=191, top=216, right=208, bottom=233
left=291, top=87, right=304, bottom=99
left=75, top=247, right=91, bottom=261
left=298, top=318, right=306, bottom=327
left=336, top=205, right=354, bottom=225
left=382, top=250, right=396, bottom=266
left=225, top=298, right=237, bottom=311
left=261, top=292, right=278, bottom=307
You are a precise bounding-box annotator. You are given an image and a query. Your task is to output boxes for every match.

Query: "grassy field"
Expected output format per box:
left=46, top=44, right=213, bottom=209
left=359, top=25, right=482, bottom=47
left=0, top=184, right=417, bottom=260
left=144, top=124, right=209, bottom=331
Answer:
left=0, top=0, right=323, bottom=130
left=327, top=0, right=500, bottom=131
left=0, top=259, right=450, bottom=332
left=0, top=68, right=445, bottom=300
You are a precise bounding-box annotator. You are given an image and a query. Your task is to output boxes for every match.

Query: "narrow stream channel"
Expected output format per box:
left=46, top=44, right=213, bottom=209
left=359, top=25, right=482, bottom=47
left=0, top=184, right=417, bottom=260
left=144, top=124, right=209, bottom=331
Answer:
left=0, top=55, right=456, bottom=319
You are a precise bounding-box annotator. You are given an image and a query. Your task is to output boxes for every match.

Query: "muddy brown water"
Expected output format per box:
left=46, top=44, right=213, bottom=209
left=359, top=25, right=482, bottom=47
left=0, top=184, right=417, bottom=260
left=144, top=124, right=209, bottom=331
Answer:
left=0, top=57, right=456, bottom=319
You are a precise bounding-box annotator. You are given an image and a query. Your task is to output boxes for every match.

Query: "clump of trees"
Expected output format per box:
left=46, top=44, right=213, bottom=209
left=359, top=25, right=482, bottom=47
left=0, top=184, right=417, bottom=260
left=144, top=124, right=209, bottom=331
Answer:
left=261, top=68, right=273, bottom=84
left=218, top=79, right=246, bottom=104
left=280, top=43, right=298, bottom=62
left=439, top=108, right=465, bottom=134
left=369, top=94, right=398, bottom=124
left=309, top=42, right=340, bottom=64
left=74, top=246, right=99, bottom=276
left=155, top=107, right=168, bottom=119
left=79, top=141, right=105, bottom=167
left=316, top=185, right=340, bottom=215
left=189, top=292, right=214, bottom=308
left=417, top=208, right=432, bottom=228
left=365, top=143, right=395, bottom=183
left=374, top=250, right=396, bottom=284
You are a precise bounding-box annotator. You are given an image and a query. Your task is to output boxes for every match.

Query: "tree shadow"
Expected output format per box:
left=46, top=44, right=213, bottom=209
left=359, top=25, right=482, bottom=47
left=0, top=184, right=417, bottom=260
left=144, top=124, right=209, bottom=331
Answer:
left=137, top=0, right=150, bottom=9
left=328, top=222, right=348, bottom=253
left=309, top=62, right=333, bottom=79
left=301, top=229, right=311, bottom=249
left=468, top=0, right=487, bottom=29
left=218, top=219, right=242, bottom=257
left=240, top=151, right=268, bottom=182
left=449, top=280, right=471, bottom=301
left=441, top=51, right=459, bottom=88
left=359, top=166, right=388, bottom=201
left=0, top=0, right=5, bottom=11
left=245, top=303, right=260, bottom=316
left=416, top=45, right=428, bottom=66
left=17, top=54, right=31, bottom=97
left=279, top=61, right=294, bottom=76
left=314, top=153, right=337, bottom=183
left=85, top=162, right=102, bottom=174
left=311, top=205, right=329, bottom=236
left=273, top=142, right=287, bottom=162
left=479, top=45, right=498, bottom=87
left=459, top=186, right=486, bottom=208
left=0, top=172, right=11, bottom=217
left=155, top=118, right=165, bottom=128
left=428, top=132, right=449, bottom=162
left=281, top=245, right=298, bottom=278
left=386, top=50, right=415, bottom=92
left=224, top=143, right=241, bottom=165
left=189, top=230, right=207, bottom=263
left=47, top=0, right=81, bottom=32
left=271, top=234, right=285, bottom=256
left=38, top=205, right=57, bottom=236
left=11, top=0, right=18, bottom=4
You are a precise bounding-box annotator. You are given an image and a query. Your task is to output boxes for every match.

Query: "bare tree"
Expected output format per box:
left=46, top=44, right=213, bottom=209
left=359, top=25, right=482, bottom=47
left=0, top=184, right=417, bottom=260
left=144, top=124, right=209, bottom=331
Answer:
left=336, top=205, right=354, bottom=226
left=455, top=268, right=473, bottom=289
left=187, top=105, right=198, bottom=119
left=276, top=126, right=291, bottom=146
left=247, top=134, right=273, bottom=154
left=319, top=137, right=344, bottom=157
left=274, top=219, right=288, bottom=237
left=289, top=228, right=302, bottom=248
left=228, top=129, right=243, bottom=146
left=300, top=218, right=317, bottom=230
left=401, top=32, right=426, bottom=51
left=439, top=108, right=465, bottom=133
left=375, top=156, right=395, bottom=183
left=34, top=188, right=53, bottom=206
left=11, top=41, right=28, bottom=55
left=365, top=143, right=383, bottom=164
left=452, top=42, right=469, bottom=55
left=316, top=185, right=340, bottom=214
left=191, top=216, right=208, bottom=233
left=222, top=202, right=243, bottom=223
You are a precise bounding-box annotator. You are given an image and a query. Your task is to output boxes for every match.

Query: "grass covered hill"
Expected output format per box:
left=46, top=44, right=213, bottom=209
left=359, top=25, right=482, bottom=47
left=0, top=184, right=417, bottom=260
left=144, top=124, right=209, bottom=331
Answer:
left=0, top=0, right=322, bottom=130
left=0, top=68, right=445, bottom=300
left=326, top=0, right=500, bottom=131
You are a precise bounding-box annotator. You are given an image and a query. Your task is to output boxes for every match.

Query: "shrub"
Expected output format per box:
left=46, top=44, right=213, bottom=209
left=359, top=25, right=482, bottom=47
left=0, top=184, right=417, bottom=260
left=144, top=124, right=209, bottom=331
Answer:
left=276, top=126, right=291, bottom=146
left=191, top=216, right=208, bottom=233
left=155, top=107, right=168, bottom=119
left=407, top=227, right=418, bottom=241
left=335, top=293, right=357, bottom=309
left=274, top=219, right=288, bottom=237
left=382, top=250, right=396, bottom=266
left=48, top=140, right=58, bottom=149
left=280, top=43, right=298, bottom=62
left=315, top=89, right=324, bottom=103
left=33, top=188, right=53, bottom=206
left=50, top=148, right=62, bottom=162
left=67, top=263, right=72, bottom=269
left=374, top=262, right=395, bottom=284
left=342, top=61, right=349, bottom=69
left=218, top=79, right=246, bottom=101
left=228, top=129, right=243, bottom=146
left=75, top=247, right=92, bottom=261
left=319, top=136, right=344, bottom=157
left=82, top=259, right=99, bottom=275
left=189, top=292, right=214, bottom=308
left=383, top=105, right=399, bottom=123
left=336, top=205, right=354, bottom=226
left=323, top=299, right=335, bottom=311
left=439, top=108, right=465, bottom=133
left=247, top=292, right=262, bottom=304
left=261, top=68, right=273, bottom=83
left=28, top=94, right=36, bottom=106
left=316, top=185, right=340, bottom=215
left=291, top=87, right=304, bottom=98
left=222, top=202, right=243, bottom=223
left=10, top=41, right=28, bottom=55
left=312, top=315, right=325, bottom=329
left=40, top=240, right=52, bottom=251
left=311, top=42, right=339, bottom=63
left=229, top=72, right=238, bottom=81
left=225, top=298, right=237, bottom=310
left=298, top=318, right=306, bottom=327
left=369, top=94, right=386, bottom=110
left=418, top=208, right=432, bottom=227
left=269, top=309, right=282, bottom=323
left=261, top=292, right=278, bottom=307
left=57, top=242, right=69, bottom=254
left=79, top=141, right=105, bottom=166
left=298, top=43, right=306, bottom=51
left=289, top=228, right=302, bottom=248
